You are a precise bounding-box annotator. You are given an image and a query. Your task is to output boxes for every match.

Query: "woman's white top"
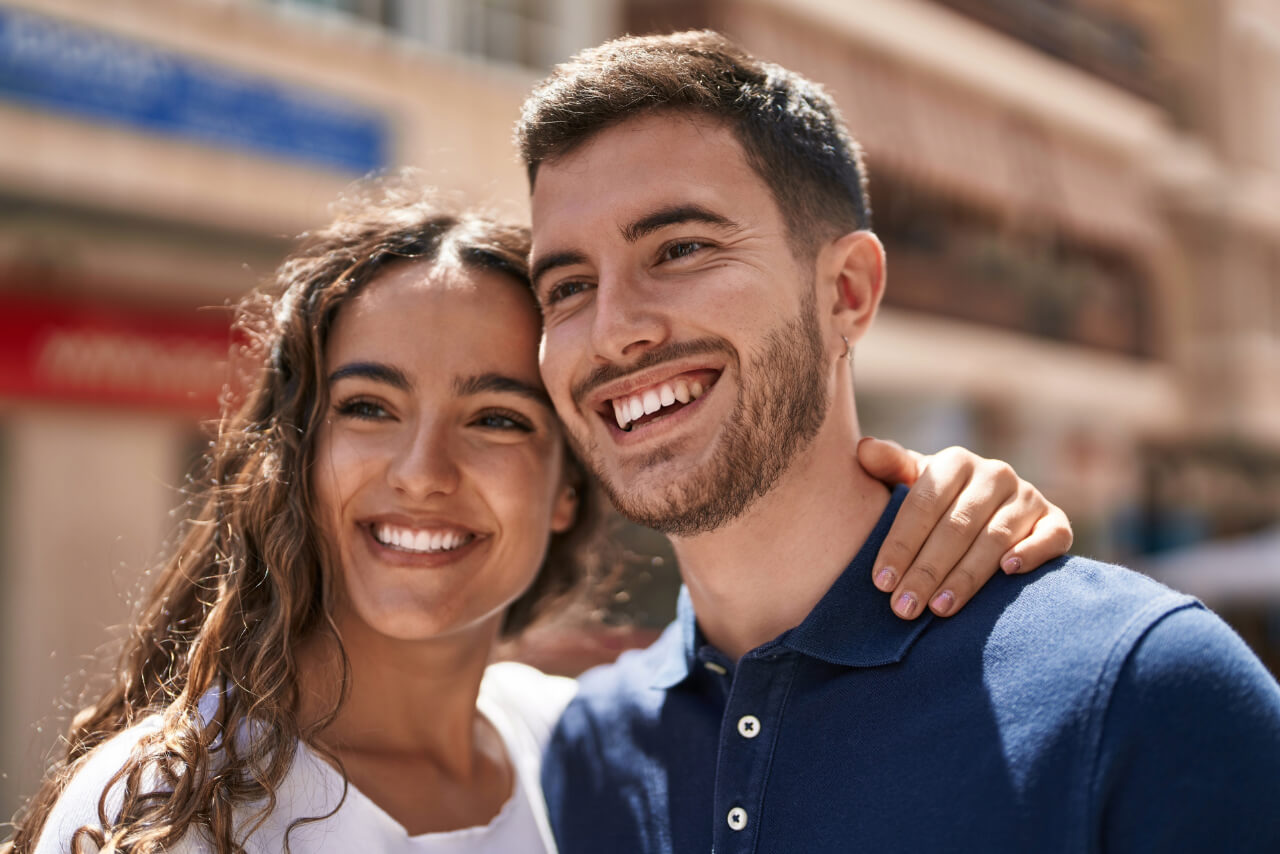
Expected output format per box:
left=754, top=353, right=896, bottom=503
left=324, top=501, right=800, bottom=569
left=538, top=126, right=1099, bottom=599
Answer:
left=35, top=662, right=577, bottom=854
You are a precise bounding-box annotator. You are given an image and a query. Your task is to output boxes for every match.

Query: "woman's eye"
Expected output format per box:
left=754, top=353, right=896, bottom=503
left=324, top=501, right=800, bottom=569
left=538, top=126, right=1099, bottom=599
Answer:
left=545, top=280, right=592, bottom=306
left=473, top=410, right=534, bottom=432
left=662, top=241, right=707, bottom=262
left=334, top=399, right=389, bottom=420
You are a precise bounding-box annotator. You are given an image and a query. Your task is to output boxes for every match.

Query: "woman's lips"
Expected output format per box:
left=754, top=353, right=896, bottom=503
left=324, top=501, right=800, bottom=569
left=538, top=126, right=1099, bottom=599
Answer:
left=360, top=520, right=485, bottom=566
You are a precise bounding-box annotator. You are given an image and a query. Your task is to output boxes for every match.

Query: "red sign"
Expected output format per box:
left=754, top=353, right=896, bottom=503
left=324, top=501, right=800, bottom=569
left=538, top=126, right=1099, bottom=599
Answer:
left=0, top=293, right=233, bottom=414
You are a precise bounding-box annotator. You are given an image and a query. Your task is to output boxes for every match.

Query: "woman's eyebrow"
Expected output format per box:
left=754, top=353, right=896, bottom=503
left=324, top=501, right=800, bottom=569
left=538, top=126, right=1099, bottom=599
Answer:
left=328, top=361, right=411, bottom=390
left=454, top=372, right=553, bottom=410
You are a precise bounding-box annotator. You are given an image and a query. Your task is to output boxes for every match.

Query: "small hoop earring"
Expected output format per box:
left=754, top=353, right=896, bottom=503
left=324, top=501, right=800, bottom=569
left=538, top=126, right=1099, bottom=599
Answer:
left=840, top=335, right=853, bottom=362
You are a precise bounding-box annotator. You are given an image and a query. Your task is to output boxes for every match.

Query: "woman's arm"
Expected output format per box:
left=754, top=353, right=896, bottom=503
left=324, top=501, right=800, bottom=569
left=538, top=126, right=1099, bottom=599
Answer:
left=857, top=438, right=1073, bottom=620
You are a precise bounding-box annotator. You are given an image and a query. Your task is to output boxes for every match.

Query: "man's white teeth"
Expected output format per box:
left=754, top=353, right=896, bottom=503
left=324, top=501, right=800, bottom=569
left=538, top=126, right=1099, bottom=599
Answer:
left=613, top=379, right=706, bottom=430
left=374, top=524, right=473, bottom=554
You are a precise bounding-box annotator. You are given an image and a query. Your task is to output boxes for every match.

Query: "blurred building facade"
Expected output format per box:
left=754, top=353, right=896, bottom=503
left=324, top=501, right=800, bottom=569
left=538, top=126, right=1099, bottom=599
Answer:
left=1, top=0, right=1278, bottom=822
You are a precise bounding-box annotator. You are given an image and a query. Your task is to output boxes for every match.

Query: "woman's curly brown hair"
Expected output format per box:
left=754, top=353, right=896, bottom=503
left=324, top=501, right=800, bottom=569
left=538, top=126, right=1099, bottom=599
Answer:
left=4, top=174, right=599, bottom=853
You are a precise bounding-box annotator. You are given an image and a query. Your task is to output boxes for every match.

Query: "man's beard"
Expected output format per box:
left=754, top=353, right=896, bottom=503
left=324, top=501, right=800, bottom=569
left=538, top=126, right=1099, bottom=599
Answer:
left=568, top=290, right=830, bottom=537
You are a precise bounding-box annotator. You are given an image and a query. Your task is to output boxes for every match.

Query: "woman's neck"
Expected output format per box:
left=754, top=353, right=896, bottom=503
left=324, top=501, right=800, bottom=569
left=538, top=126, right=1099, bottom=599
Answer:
left=294, top=614, right=515, bottom=835
left=296, top=613, right=501, bottom=777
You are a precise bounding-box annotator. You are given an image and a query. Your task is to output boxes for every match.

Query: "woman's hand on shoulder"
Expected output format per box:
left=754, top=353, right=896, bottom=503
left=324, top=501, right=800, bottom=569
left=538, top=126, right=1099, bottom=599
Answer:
left=857, top=437, right=1073, bottom=620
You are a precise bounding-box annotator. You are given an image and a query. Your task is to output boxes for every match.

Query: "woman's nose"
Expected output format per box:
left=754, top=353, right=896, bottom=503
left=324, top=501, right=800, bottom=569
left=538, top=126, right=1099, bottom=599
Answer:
left=385, top=419, right=460, bottom=500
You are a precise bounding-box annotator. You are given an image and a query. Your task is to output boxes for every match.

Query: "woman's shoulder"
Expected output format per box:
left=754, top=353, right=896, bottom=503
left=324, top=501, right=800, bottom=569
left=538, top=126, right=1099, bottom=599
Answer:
left=31, top=714, right=204, bottom=853
left=480, top=661, right=577, bottom=742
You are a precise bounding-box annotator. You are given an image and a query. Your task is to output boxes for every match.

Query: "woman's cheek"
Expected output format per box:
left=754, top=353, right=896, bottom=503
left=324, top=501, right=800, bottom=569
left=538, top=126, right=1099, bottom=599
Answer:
left=476, top=442, right=562, bottom=518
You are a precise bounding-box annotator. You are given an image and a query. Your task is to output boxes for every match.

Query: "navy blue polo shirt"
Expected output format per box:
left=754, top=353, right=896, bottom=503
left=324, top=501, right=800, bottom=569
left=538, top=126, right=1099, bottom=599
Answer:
left=543, top=487, right=1280, bottom=853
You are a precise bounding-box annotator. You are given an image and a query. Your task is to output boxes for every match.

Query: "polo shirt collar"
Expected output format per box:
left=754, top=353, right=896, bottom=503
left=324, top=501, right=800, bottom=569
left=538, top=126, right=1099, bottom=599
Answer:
left=648, top=584, right=701, bottom=689
left=649, top=484, right=931, bottom=690
left=780, top=484, right=935, bottom=667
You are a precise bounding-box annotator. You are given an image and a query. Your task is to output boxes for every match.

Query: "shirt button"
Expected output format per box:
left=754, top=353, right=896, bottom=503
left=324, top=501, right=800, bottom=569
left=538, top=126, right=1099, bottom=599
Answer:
left=737, top=715, right=761, bottom=739
left=727, top=806, right=748, bottom=831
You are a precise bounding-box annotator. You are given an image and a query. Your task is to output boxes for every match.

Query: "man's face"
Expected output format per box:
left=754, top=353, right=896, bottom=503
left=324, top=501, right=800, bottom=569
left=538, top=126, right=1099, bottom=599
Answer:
left=530, top=112, right=830, bottom=535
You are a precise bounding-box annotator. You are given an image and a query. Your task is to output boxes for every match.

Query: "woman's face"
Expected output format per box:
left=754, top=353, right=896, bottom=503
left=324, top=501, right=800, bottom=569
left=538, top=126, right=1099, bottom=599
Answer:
left=312, top=258, right=576, bottom=645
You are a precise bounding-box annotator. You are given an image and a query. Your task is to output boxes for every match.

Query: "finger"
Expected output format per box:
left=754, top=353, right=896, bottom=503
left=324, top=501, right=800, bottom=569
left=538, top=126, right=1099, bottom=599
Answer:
left=857, top=436, right=924, bottom=487
left=890, top=459, right=1020, bottom=619
left=872, top=447, right=976, bottom=595
left=924, top=491, right=1039, bottom=617
left=1000, top=503, right=1073, bottom=574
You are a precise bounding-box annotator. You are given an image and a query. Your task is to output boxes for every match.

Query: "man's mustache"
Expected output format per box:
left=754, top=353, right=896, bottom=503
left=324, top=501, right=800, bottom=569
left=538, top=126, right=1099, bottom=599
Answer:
left=571, top=337, right=735, bottom=405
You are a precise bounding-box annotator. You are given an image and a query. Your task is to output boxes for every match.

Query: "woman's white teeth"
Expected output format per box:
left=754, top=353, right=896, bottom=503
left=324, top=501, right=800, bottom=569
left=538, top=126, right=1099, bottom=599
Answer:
left=375, top=524, right=472, bottom=554
left=613, top=379, right=706, bottom=430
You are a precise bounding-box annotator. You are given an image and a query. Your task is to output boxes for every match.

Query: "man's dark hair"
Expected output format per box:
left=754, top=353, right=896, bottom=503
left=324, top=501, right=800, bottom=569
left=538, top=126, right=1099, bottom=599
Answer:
left=515, top=29, right=871, bottom=256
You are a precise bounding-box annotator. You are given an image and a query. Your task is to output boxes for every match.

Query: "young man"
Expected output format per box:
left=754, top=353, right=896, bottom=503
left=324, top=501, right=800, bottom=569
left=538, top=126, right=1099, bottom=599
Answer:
left=518, top=31, right=1280, bottom=853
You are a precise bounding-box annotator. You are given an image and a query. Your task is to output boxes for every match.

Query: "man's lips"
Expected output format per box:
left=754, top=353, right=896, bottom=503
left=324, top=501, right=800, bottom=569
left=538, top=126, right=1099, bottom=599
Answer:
left=605, top=369, right=719, bottom=431
left=587, top=367, right=722, bottom=434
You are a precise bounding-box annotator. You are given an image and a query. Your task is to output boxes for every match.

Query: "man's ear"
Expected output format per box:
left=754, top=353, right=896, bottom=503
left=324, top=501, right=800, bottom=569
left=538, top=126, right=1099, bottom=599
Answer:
left=818, top=230, right=886, bottom=346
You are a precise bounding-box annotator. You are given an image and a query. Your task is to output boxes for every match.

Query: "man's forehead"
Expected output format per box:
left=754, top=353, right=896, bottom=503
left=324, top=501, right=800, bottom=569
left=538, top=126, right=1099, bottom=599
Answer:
left=538, top=110, right=741, bottom=175
left=530, top=114, right=759, bottom=239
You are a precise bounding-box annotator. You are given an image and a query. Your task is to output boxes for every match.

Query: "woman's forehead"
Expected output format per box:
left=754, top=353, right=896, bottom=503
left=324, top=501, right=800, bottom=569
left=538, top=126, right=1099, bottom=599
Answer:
left=328, top=259, right=543, bottom=377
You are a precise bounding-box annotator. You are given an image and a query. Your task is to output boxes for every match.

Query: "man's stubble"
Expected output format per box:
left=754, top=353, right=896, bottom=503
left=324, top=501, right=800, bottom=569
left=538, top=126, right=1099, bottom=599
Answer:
left=568, top=286, right=831, bottom=537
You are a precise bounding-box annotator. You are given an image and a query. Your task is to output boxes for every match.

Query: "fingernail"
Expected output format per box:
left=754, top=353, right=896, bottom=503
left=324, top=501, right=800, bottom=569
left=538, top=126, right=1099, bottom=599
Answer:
left=1002, top=556, right=1023, bottom=575
left=894, top=592, right=918, bottom=618
left=930, top=590, right=955, bottom=616
left=876, top=568, right=897, bottom=590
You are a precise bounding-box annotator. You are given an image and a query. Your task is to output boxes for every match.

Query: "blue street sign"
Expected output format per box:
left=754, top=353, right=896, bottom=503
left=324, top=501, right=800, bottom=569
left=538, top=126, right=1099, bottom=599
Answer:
left=0, top=6, right=391, bottom=173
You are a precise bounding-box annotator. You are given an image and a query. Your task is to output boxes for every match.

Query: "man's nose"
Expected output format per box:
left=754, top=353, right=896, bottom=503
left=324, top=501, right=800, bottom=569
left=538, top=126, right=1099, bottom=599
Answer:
left=386, top=418, right=460, bottom=500
left=589, top=270, right=670, bottom=364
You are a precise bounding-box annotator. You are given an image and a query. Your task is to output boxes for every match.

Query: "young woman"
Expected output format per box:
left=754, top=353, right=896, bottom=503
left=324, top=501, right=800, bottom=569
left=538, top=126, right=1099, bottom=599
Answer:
left=7, top=180, right=1070, bottom=853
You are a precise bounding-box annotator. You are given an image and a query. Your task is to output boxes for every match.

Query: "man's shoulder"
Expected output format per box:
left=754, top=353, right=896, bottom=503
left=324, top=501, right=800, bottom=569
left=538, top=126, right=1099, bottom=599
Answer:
left=962, top=555, right=1201, bottom=676
left=967, top=553, right=1200, bottom=648
left=949, top=554, right=1278, bottom=741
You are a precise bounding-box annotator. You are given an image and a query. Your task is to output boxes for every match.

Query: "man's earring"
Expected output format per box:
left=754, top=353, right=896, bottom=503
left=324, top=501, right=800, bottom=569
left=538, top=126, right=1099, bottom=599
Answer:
left=841, top=335, right=853, bottom=363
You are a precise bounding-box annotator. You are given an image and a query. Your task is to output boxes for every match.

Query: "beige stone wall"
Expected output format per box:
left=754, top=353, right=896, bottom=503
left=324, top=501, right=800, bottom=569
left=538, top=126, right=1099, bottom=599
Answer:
left=0, top=406, right=193, bottom=818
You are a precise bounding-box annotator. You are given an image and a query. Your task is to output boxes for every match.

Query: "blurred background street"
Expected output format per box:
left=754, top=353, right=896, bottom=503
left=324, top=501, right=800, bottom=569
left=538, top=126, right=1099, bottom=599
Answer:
left=1, top=0, right=1278, bottom=823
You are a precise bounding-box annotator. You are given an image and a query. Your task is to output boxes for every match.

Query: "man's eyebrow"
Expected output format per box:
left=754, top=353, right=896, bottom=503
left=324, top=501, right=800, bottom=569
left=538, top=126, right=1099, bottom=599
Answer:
left=454, top=372, right=553, bottom=410
left=530, top=250, right=588, bottom=295
left=621, top=204, right=740, bottom=243
left=328, top=361, right=411, bottom=390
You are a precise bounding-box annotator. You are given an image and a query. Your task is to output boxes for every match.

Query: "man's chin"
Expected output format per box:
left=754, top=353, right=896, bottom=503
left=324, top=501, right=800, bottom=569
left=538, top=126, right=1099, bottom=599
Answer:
left=598, top=464, right=740, bottom=537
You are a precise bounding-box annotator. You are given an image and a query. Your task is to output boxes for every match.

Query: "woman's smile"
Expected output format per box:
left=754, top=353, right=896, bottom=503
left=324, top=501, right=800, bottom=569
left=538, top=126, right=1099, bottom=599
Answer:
left=360, top=516, right=487, bottom=567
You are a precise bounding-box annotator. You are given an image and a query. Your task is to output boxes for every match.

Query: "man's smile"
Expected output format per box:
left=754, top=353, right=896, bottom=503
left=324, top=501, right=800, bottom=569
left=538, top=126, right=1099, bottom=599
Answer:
left=582, top=364, right=724, bottom=438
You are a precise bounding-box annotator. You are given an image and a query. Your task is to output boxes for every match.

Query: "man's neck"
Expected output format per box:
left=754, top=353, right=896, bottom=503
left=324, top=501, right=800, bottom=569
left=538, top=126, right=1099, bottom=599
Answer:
left=671, top=423, right=891, bottom=661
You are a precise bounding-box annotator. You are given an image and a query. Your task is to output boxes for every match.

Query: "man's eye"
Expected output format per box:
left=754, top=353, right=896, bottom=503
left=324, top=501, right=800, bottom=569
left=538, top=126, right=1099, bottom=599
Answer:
left=334, top=398, right=389, bottom=420
left=661, top=241, right=707, bottom=261
left=545, top=280, right=592, bottom=306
